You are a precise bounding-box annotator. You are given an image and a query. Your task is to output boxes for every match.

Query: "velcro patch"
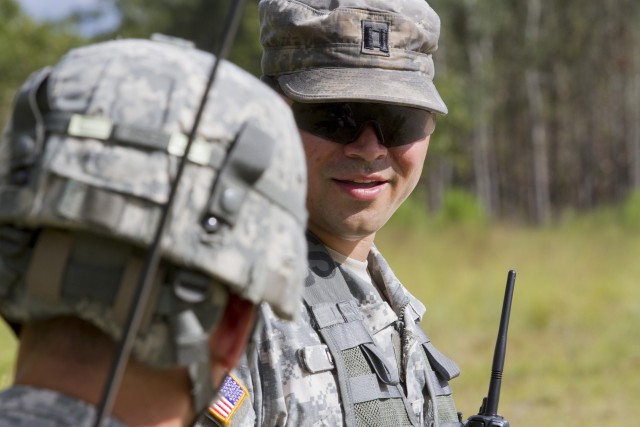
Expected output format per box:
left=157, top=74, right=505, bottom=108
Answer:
left=361, top=20, right=390, bottom=55
left=299, top=344, right=334, bottom=373
left=208, top=374, right=248, bottom=425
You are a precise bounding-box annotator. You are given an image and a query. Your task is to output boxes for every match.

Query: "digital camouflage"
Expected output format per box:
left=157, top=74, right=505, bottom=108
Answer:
left=197, top=237, right=461, bottom=426
left=0, top=38, right=308, bottom=368
left=260, top=0, right=447, bottom=113
left=0, top=386, right=125, bottom=427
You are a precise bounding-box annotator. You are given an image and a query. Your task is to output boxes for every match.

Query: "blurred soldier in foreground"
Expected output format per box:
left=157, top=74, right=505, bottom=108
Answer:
left=0, top=36, right=308, bottom=426
left=200, top=0, right=463, bottom=426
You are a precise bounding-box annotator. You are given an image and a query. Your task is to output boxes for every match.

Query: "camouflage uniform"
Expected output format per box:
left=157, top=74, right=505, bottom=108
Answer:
left=198, top=0, right=461, bottom=425
left=0, top=36, right=308, bottom=423
left=199, top=235, right=461, bottom=427
left=0, top=386, right=124, bottom=427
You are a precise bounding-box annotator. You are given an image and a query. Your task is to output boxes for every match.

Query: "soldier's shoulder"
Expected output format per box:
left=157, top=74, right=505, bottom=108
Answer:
left=0, top=386, right=125, bottom=427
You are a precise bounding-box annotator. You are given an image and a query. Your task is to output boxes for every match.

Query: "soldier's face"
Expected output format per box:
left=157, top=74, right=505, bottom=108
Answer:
left=300, top=119, right=430, bottom=249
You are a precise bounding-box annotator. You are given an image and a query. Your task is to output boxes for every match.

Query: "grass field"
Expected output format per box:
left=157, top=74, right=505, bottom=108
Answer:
left=0, top=322, right=16, bottom=391
left=376, top=218, right=640, bottom=427
left=1, top=216, right=639, bottom=426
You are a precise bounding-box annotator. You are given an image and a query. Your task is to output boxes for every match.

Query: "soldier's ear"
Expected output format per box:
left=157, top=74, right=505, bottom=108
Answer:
left=208, top=294, right=256, bottom=386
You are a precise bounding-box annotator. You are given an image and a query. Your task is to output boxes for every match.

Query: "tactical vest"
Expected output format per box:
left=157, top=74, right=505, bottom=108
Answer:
left=300, top=235, right=461, bottom=427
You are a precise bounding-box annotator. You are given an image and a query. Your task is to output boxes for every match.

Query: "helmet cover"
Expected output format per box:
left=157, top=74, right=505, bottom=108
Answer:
left=0, top=38, right=308, bottom=368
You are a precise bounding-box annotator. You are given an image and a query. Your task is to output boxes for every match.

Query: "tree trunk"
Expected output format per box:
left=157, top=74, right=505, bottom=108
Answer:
left=468, top=34, right=497, bottom=217
left=526, top=70, right=550, bottom=223
left=525, top=0, right=550, bottom=223
left=425, top=155, right=454, bottom=213
left=626, top=62, right=640, bottom=191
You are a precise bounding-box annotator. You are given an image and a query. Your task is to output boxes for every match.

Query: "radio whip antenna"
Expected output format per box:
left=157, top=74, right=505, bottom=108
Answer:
left=93, top=1, right=247, bottom=425
left=465, top=270, right=516, bottom=427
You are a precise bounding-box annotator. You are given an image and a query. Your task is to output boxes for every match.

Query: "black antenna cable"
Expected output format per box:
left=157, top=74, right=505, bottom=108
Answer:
left=93, top=1, right=247, bottom=425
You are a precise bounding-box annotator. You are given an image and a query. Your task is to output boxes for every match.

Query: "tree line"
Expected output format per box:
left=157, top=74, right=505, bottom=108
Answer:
left=2, top=0, right=639, bottom=223
left=429, top=0, right=640, bottom=223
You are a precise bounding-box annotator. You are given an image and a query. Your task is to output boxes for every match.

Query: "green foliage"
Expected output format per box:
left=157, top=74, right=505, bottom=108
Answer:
left=436, top=187, right=488, bottom=226
left=229, top=3, right=262, bottom=76
left=0, top=1, right=87, bottom=386
left=390, top=189, right=489, bottom=230
left=0, top=0, right=86, bottom=125
left=10, top=0, right=635, bottom=222
left=558, top=193, right=640, bottom=235
left=111, top=0, right=263, bottom=75
left=0, top=319, right=18, bottom=390
left=388, top=193, right=431, bottom=230
left=620, top=190, right=640, bottom=229
left=0, top=322, right=16, bottom=388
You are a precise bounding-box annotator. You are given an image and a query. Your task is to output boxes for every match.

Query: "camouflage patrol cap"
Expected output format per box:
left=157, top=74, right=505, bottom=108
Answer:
left=0, top=38, right=308, bottom=369
left=260, top=0, right=447, bottom=114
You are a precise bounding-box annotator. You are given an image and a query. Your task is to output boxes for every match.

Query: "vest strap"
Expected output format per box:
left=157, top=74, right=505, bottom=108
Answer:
left=349, top=373, right=402, bottom=404
left=423, top=341, right=461, bottom=382
left=302, top=233, right=416, bottom=427
left=415, top=326, right=461, bottom=381
left=361, top=343, right=400, bottom=385
left=310, top=303, right=345, bottom=328
left=325, top=320, right=373, bottom=351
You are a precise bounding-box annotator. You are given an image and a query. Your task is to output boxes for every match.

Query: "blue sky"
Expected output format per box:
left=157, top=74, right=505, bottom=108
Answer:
left=16, top=0, right=121, bottom=36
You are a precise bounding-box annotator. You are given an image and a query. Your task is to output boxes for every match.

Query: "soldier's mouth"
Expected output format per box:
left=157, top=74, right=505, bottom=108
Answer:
left=332, top=178, right=388, bottom=199
left=335, top=178, right=383, bottom=188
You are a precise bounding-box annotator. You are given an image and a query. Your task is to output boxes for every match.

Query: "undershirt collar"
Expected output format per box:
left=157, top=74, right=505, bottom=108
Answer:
left=325, top=246, right=371, bottom=284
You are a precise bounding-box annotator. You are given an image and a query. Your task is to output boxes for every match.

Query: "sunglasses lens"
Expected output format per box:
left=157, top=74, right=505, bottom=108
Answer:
left=292, top=102, right=361, bottom=144
left=292, top=102, right=435, bottom=146
left=368, top=104, right=435, bottom=147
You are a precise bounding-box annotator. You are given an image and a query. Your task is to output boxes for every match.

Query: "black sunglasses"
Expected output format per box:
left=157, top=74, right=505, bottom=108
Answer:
left=291, top=102, right=435, bottom=147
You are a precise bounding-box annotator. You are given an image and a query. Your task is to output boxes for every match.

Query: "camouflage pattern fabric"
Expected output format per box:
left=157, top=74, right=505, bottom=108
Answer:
left=0, top=386, right=124, bottom=427
left=0, top=38, right=308, bottom=368
left=0, top=38, right=307, bottom=321
left=198, top=236, right=462, bottom=427
left=259, top=0, right=447, bottom=114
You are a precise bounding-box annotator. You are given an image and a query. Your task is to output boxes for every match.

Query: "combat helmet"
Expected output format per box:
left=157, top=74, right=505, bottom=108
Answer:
left=0, top=38, right=307, bottom=408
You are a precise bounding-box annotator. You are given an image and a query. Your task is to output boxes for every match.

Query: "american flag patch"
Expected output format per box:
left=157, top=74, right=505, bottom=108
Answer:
left=208, top=374, right=248, bottom=425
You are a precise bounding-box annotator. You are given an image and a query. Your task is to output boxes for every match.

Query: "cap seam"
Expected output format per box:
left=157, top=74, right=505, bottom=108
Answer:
left=262, top=46, right=432, bottom=61
left=285, top=0, right=328, bottom=16
left=285, top=0, right=405, bottom=20
left=271, top=67, right=433, bottom=77
left=280, top=81, right=445, bottom=110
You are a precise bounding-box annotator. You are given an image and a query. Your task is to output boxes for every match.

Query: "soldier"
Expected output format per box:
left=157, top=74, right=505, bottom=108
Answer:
left=0, top=36, right=308, bottom=427
left=200, top=0, right=464, bottom=426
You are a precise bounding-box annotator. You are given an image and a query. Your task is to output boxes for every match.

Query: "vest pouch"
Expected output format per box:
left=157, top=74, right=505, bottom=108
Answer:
left=414, top=325, right=460, bottom=382
left=361, top=342, right=400, bottom=385
left=422, top=341, right=460, bottom=381
left=421, top=341, right=461, bottom=427
left=303, top=241, right=418, bottom=427
left=299, top=344, right=335, bottom=373
left=310, top=301, right=400, bottom=384
left=425, top=368, right=460, bottom=427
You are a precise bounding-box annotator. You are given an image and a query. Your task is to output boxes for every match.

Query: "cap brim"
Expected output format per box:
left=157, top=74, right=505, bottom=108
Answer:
left=276, top=68, right=448, bottom=114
